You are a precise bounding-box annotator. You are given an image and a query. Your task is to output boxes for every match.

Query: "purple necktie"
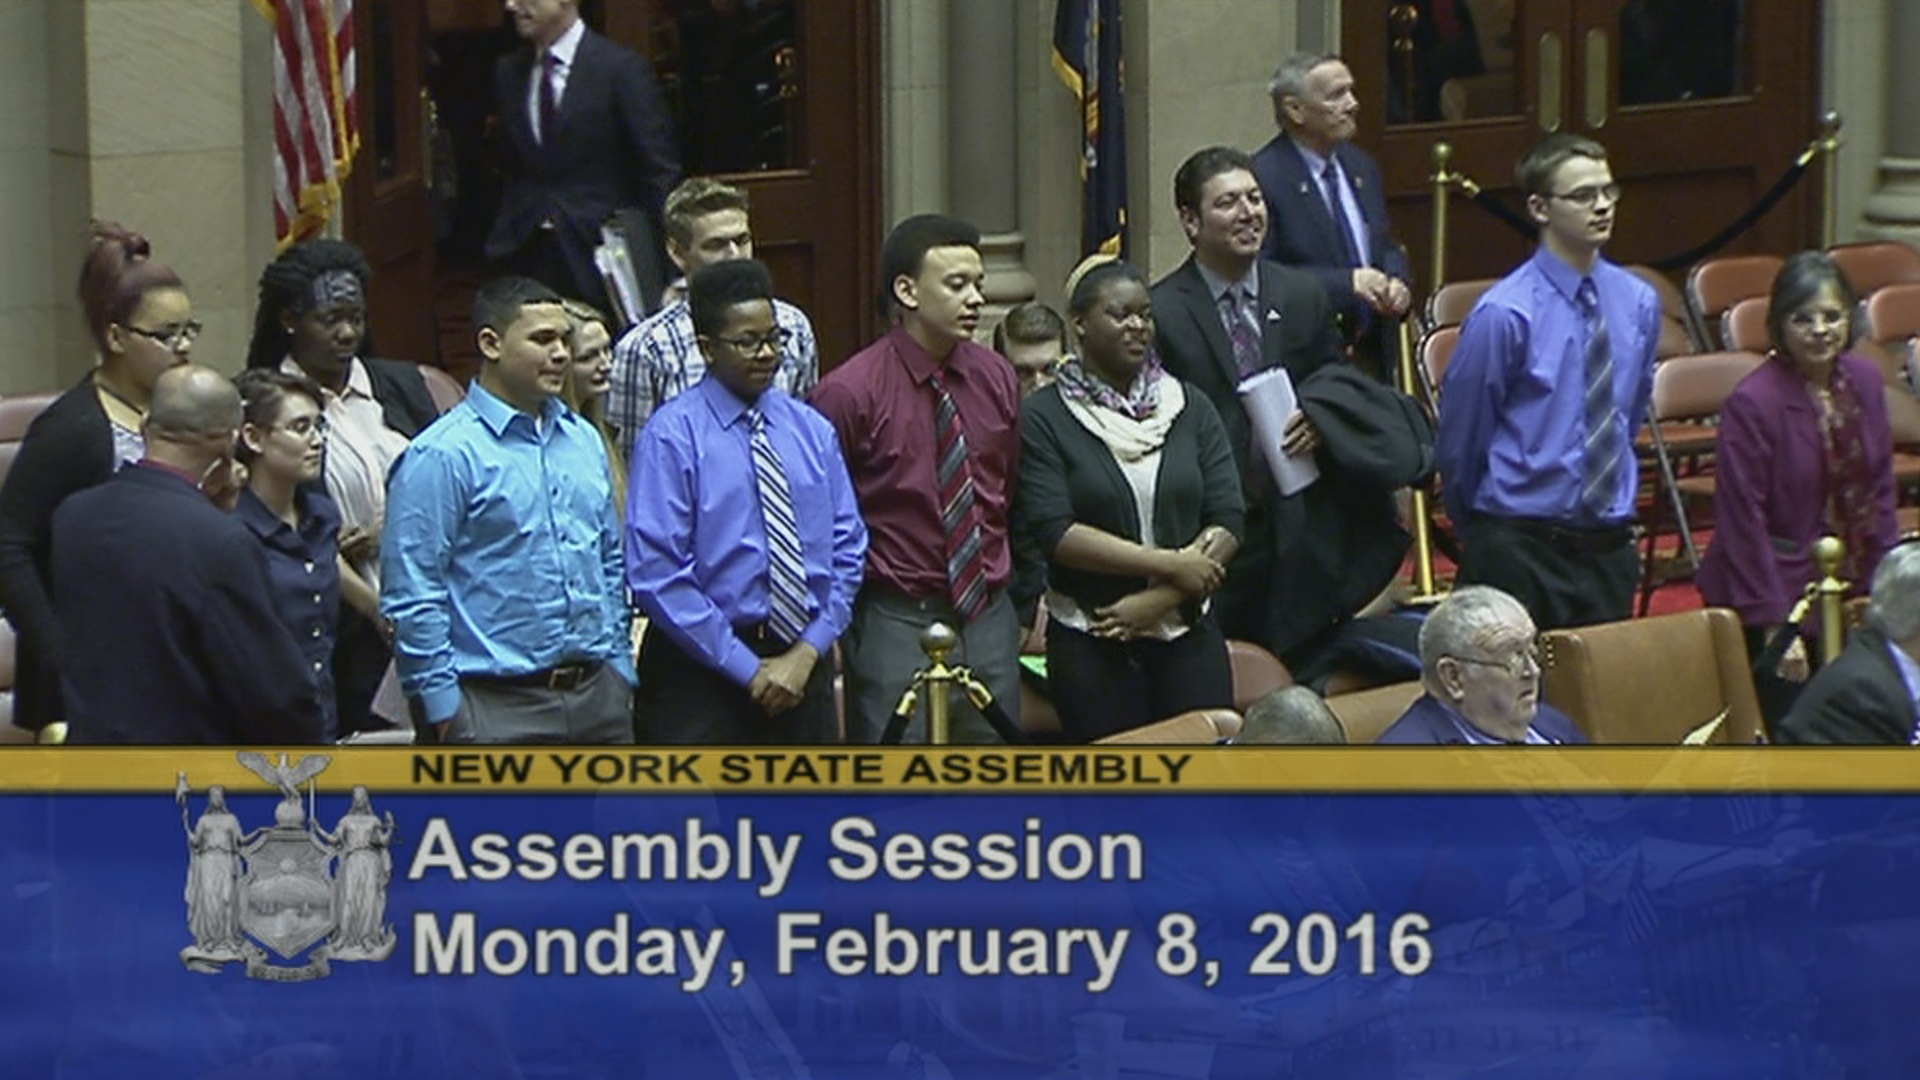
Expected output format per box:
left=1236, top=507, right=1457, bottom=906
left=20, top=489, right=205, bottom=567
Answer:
left=1578, top=278, right=1622, bottom=519
left=1221, top=289, right=1262, bottom=377
left=537, top=50, right=559, bottom=145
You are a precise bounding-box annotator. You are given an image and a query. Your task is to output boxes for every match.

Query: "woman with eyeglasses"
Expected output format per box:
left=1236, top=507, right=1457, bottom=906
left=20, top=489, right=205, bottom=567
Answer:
left=1012, top=261, right=1244, bottom=741
left=0, top=221, right=196, bottom=736
left=1697, top=251, right=1899, bottom=719
left=232, top=369, right=347, bottom=739
left=245, top=239, right=437, bottom=735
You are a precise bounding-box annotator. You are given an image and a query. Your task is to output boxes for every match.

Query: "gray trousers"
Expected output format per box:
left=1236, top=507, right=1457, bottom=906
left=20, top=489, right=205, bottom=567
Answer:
left=447, top=664, right=634, bottom=744
left=842, top=587, right=1020, bottom=744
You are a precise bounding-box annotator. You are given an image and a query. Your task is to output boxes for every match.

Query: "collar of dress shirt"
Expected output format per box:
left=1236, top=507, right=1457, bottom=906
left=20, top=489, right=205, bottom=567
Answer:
left=695, top=371, right=765, bottom=430
left=467, top=379, right=564, bottom=438
left=1531, top=244, right=1597, bottom=306
left=1195, top=259, right=1260, bottom=309
left=546, top=16, right=585, bottom=68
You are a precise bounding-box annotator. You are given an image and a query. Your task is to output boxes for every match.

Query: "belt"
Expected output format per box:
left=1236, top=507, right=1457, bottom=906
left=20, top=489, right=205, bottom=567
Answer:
left=468, top=661, right=601, bottom=692
left=733, top=623, right=793, bottom=653
left=1492, top=516, right=1635, bottom=554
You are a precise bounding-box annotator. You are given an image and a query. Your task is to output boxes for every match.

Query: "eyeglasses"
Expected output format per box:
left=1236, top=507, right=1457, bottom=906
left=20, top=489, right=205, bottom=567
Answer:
left=1448, top=644, right=1542, bottom=678
left=707, top=328, right=790, bottom=356
left=274, top=415, right=330, bottom=439
left=123, top=320, right=204, bottom=350
left=1546, top=184, right=1622, bottom=209
left=1787, top=308, right=1849, bottom=332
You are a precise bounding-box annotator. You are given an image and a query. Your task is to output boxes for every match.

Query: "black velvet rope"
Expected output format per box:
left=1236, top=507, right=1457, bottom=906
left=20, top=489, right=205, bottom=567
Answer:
left=1454, top=155, right=1813, bottom=272
left=879, top=683, right=1029, bottom=745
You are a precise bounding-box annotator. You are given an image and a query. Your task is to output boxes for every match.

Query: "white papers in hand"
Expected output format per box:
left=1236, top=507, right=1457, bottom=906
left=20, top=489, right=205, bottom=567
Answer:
left=1238, top=367, right=1319, bottom=496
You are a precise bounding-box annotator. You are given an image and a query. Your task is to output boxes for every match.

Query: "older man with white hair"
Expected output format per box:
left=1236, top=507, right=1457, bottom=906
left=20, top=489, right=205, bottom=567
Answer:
left=1778, top=541, right=1920, bottom=743
left=1377, top=585, right=1586, bottom=744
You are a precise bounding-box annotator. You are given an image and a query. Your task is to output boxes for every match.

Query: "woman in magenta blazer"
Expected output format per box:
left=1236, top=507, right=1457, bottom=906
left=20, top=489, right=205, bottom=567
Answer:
left=1697, top=251, right=1900, bottom=717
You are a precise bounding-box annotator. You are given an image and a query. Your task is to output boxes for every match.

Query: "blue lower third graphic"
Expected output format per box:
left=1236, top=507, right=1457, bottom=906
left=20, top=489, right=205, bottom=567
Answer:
left=3, top=765, right=1918, bottom=1078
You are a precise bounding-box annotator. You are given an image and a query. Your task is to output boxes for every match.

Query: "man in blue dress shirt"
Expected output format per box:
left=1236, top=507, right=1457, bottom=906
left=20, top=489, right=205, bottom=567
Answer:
left=382, top=276, right=635, bottom=743
left=1436, top=133, right=1662, bottom=631
left=627, top=260, right=866, bottom=743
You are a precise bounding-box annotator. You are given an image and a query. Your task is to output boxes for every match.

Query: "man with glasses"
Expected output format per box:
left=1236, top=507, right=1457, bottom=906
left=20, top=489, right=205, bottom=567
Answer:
left=50, top=365, right=325, bottom=743
left=1436, top=133, right=1661, bottom=631
left=1252, top=52, right=1411, bottom=377
left=1378, top=586, right=1585, bottom=744
left=627, top=260, right=865, bottom=742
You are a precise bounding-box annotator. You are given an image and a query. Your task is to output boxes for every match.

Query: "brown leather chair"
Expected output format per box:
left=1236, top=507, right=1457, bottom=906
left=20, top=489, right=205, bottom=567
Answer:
left=1720, top=295, right=1771, bottom=353
left=417, top=364, right=467, bottom=416
left=1865, top=281, right=1920, bottom=345
left=1325, top=681, right=1423, bottom=744
left=1417, top=324, right=1460, bottom=405
left=1094, top=708, right=1242, bottom=744
left=1423, top=279, right=1497, bottom=330
left=1829, top=240, right=1920, bottom=299
left=1625, top=264, right=1699, bottom=359
left=1638, top=350, right=1767, bottom=613
left=1539, top=607, right=1763, bottom=744
left=1686, top=254, right=1782, bottom=351
left=1227, top=639, right=1292, bottom=714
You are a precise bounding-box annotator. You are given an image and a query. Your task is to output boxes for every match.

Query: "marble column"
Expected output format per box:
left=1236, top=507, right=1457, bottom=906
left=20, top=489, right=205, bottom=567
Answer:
left=947, top=0, right=1035, bottom=326
left=1862, top=0, right=1920, bottom=245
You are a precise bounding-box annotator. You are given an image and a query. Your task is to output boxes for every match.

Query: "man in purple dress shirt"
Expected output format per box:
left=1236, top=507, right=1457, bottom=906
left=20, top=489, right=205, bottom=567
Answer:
left=811, top=215, right=1023, bottom=743
left=627, top=260, right=866, bottom=743
left=1435, top=134, right=1662, bottom=631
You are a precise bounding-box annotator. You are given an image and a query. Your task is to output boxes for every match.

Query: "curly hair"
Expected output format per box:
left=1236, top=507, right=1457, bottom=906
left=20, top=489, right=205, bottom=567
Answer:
left=245, top=239, right=374, bottom=371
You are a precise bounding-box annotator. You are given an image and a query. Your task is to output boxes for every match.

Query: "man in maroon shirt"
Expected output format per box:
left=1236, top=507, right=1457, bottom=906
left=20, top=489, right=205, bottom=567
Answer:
left=811, top=215, right=1022, bottom=742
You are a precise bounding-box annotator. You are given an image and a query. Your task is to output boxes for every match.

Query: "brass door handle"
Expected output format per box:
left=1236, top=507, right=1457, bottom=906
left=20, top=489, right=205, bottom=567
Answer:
left=1539, top=32, right=1563, bottom=132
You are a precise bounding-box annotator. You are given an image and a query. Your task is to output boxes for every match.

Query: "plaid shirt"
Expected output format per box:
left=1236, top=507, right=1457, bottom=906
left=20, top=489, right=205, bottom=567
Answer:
left=607, top=296, right=818, bottom=462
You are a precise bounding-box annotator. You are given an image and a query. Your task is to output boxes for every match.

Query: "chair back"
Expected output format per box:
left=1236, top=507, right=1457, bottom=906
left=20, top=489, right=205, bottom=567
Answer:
left=1325, top=681, right=1424, bottom=744
left=1866, top=281, right=1920, bottom=347
left=1829, top=240, right=1920, bottom=298
left=1625, top=265, right=1698, bottom=358
left=417, top=364, right=466, bottom=416
left=1650, top=350, right=1765, bottom=422
left=1424, top=279, right=1497, bottom=330
left=1539, top=607, right=1763, bottom=743
left=1227, top=639, right=1292, bottom=714
left=1419, top=325, right=1461, bottom=403
left=1720, top=296, right=1771, bottom=353
left=1095, top=709, right=1242, bottom=744
left=1687, top=254, right=1782, bottom=350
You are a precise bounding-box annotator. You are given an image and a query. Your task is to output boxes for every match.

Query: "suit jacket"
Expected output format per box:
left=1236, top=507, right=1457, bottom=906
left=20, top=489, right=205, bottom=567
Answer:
left=1252, top=134, right=1410, bottom=323
left=1776, top=627, right=1916, bottom=744
left=51, top=465, right=326, bottom=744
left=0, top=376, right=118, bottom=730
left=1377, top=692, right=1588, bottom=744
left=487, top=26, right=679, bottom=305
left=1150, top=256, right=1348, bottom=656
left=363, top=357, right=443, bottom=439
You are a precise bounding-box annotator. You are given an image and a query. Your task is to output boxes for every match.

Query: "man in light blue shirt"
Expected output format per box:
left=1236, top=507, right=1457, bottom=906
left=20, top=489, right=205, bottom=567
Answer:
left=382, top=276, right=635, bottom=743
left=1436, top=133, right=1662, bottom=631
left=627, top=260, right=865, bottom=743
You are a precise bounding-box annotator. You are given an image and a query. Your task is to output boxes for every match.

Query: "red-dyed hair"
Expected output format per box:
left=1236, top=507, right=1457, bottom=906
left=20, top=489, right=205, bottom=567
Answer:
left=77, top=220, right=185, bottom=353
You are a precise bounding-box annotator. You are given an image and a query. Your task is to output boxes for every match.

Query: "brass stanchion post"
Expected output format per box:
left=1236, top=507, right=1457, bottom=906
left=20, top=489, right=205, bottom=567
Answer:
left=1430, top=142, right=1455, bottom=291
left=1817, top=111, right=1843, bottom=250
left=918, top=622, right=958, bottom=745
left=1812, top=535, right=1848, bottom=665
left=1398, top=318, right=1441, bottom=602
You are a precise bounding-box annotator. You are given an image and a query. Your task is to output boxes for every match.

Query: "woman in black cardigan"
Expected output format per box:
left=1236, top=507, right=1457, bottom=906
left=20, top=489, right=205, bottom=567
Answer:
left=1014, top=261, right=1244, bottom=741
left=0, top=221, right=197, bottom=734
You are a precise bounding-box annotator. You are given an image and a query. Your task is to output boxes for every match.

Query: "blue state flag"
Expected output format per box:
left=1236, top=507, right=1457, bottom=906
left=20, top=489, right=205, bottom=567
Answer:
left=1052, top=0, right=1128, bottom=258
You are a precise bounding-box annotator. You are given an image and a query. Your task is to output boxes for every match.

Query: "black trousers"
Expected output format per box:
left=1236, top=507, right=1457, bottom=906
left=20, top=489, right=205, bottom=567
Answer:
left=1458, top=515, right=1639, bottom=632
left=1046, top=615, right=1234, bottom=743
left=634, top=626, right=837, bottom=745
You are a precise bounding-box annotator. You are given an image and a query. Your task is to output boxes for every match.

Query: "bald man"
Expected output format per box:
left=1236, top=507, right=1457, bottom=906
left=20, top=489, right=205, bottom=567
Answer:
left=52, top=365, right=327, bottom=743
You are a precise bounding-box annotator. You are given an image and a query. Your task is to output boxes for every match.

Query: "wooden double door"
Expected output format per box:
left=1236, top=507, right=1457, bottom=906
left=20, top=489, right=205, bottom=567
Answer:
left=345, top=0, right=880, bottom=377
left=1345, top=0, right=1822, bottom=289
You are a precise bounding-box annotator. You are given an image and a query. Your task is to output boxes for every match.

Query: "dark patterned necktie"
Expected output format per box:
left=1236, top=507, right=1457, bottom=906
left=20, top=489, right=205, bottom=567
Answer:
left=1321, top=160, right=1363, bottom=268
left=930, top=374, right=989, bottom=621
left=746, top=408, right=810, bottom=643
left=537, top=50, right=559, bottom=145
left=1577, top=278, right=1622, bottom=519
left=1220, top=289, right=1262, bottom=377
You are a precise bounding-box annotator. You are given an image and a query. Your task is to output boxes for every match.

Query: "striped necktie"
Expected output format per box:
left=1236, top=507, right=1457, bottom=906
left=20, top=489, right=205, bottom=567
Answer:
left=1577, top=278, right=1622, bottom=520
left=930, top=373, right=989, bottom=622
left=1220, top=288, right=1262, bottom=377
left=746, top=407, right=810, bottom=644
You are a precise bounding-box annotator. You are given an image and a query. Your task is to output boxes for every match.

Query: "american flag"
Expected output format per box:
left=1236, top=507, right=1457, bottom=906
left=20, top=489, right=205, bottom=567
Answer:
left=251, top=0, right=359, bottom=247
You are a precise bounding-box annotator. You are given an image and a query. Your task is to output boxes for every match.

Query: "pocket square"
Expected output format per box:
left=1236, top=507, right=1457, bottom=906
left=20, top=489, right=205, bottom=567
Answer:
left=1265, top=308, right=1283, bottom=323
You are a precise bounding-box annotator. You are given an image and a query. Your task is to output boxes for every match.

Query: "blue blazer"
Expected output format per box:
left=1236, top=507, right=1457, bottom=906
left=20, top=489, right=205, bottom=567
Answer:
left=1251, top=134, right=1410, bottom=320
left=1377, top=692, right=1588, bottom=744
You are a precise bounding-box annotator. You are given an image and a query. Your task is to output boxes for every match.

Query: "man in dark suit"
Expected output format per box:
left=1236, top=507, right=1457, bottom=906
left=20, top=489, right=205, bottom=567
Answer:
left=1151, top=146, right=1347, bottom=656
left=1252, top=53, right=1411, bottom=376
left=1779, top=542, right=1920, bottom=744
left=488, top=0, right=680, bottom=317
left=1378, top=586, right=1587, bottom=744
left=51, top=366, right=327, bottom=744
